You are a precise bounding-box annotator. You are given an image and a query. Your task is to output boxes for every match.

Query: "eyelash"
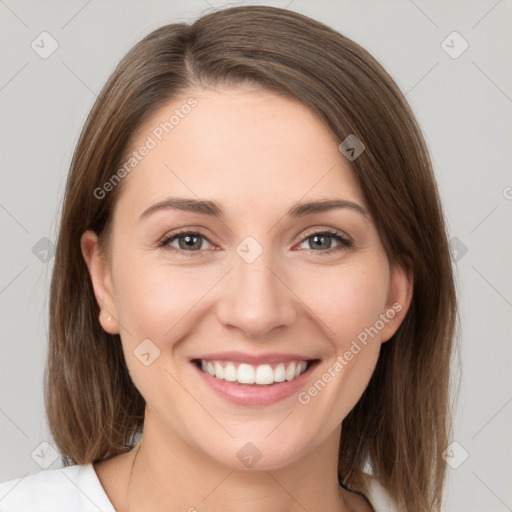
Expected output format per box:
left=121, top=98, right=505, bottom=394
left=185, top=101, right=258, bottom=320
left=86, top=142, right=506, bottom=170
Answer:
left=158, top=228, right=352, bottom=257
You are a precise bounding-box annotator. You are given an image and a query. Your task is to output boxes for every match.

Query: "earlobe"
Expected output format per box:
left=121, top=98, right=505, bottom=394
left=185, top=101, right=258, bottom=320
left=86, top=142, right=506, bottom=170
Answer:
left=380, top=261, right=414, bottom=343
left=80, top=230, right=120, bottom=335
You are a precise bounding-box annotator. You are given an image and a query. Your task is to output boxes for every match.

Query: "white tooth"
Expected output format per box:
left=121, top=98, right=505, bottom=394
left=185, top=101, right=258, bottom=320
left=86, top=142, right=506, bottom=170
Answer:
left=285, top=362, right=296, bottom=381
left=237, top=363, right=255, bottom=384
left=224, top=363, right=237, bottom=381
left=255, top=364, right=274, bottom=385
left=214, top=362, right=224, bottom=380
left=274, top=363, right=286, bottom=382
left=206, top=362, right=215, bottom=376
left=205, top=360, right=307, bottom=384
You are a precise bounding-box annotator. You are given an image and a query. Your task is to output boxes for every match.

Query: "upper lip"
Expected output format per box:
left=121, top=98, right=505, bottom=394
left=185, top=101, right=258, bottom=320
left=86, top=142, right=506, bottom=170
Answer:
left=190, top=352, right=318, bottom=365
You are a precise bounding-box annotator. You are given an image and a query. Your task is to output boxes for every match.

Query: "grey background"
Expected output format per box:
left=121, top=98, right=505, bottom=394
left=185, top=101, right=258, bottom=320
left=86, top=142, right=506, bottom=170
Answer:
left=1, top=1, right=511, bottom=510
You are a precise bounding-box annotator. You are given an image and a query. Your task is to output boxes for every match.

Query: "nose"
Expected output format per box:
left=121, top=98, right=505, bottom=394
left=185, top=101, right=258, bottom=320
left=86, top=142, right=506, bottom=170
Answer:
left=216, top=248, right=298, bottom=340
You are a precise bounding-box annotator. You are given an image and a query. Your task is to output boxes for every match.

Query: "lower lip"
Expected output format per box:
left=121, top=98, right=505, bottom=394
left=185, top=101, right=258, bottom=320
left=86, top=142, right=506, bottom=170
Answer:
left=193, top=361, right=318, bottom=406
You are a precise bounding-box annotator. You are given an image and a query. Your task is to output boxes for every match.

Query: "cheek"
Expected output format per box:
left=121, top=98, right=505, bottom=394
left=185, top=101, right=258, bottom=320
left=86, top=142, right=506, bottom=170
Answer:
left=293, top=266, right=389, bottom=426
left=110, top=255, right=213, bottom=402
left=294, top=260, right=390, bottom=345
left=112, top=256, right=211, bottom=343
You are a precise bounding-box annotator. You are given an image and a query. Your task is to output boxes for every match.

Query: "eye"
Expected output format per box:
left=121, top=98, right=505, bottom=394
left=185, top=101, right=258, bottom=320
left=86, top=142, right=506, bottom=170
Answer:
left=159, top=231, right=214, bottom=254
left=296, top=228, right=352, bottom=255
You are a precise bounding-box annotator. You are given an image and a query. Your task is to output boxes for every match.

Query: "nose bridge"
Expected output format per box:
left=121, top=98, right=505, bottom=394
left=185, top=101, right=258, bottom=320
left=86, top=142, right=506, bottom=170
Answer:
left=216, top=239, right=297, bottom=338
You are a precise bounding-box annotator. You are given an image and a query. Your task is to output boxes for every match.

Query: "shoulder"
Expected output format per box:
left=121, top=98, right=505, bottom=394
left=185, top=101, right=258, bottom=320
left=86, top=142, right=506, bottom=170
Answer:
left=361, top=472, right=398, bottom=512
left=0, top=463, right=115, bottom=512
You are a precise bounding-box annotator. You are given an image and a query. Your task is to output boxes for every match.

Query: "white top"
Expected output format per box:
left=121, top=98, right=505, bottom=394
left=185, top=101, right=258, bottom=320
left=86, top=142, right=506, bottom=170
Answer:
left=0, top=464, right=397, bottom=511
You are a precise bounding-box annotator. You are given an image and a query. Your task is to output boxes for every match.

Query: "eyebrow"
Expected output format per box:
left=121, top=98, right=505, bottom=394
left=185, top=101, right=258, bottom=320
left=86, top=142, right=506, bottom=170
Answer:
left=139, top=196, right=369, bottom=221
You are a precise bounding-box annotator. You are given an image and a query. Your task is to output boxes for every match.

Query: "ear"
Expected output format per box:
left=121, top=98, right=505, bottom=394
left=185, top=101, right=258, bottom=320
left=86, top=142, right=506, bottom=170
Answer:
left=80, top=230, right=120, bottom=334
left=380, top=259, right=414, bottom=343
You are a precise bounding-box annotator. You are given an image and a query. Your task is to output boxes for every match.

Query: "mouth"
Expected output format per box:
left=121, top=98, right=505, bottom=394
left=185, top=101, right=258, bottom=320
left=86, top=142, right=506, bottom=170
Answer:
left=190, top=354, right=320, bottom=406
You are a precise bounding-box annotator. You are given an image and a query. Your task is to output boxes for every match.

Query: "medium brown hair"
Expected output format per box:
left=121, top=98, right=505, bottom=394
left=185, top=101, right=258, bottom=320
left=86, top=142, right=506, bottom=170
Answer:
left=46, top=6, right=457, bottom=511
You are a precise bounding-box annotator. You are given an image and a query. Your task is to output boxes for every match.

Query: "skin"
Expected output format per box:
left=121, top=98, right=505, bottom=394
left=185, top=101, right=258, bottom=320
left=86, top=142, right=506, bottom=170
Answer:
left=81, top=86, right=413, bottom=512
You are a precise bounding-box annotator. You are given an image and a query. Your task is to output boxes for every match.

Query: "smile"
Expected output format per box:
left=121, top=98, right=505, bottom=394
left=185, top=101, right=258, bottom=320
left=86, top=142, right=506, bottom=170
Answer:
left=197, top=360, right=309, bottom=385
left=190, top=353, right=320, bottom=406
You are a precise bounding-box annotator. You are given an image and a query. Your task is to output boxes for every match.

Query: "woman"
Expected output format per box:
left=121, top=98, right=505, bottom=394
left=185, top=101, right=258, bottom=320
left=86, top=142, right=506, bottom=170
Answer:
left=0, top=5, right=457, bottom=511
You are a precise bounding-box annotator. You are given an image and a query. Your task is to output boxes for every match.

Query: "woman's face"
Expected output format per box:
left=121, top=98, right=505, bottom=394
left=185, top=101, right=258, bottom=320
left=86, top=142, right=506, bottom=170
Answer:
left=82, top=86, right=411, bottom=470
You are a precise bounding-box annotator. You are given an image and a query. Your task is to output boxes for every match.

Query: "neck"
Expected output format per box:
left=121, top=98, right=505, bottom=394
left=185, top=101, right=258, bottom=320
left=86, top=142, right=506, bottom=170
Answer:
left=126, top=409, right=350, bottom=512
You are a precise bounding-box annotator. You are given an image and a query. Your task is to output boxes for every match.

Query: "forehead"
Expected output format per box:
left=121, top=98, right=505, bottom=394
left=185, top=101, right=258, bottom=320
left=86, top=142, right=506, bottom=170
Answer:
left=115, top=86, right=366, bottom=218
